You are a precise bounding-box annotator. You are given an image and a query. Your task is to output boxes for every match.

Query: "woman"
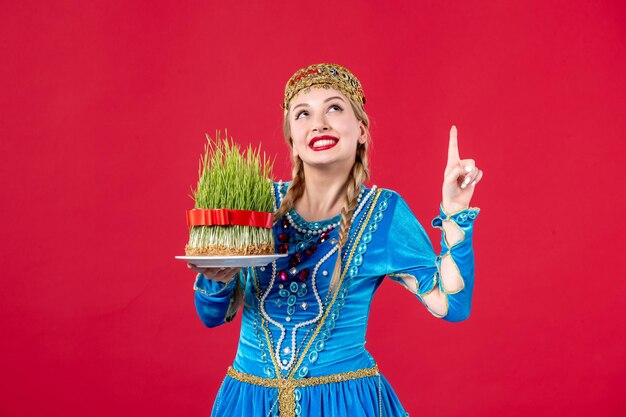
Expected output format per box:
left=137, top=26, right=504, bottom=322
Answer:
left=189, top=63, right=483, bottom=416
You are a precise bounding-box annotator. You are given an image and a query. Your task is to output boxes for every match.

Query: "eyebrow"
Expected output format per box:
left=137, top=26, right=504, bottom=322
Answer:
left=292, top=96, right=346, bottom=112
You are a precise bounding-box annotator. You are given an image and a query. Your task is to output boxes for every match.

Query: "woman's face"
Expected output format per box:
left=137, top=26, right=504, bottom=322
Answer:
left=288, top=87, right=367, bottom=171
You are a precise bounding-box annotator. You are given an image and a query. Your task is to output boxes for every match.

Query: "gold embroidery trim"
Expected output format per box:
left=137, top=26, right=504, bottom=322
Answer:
left=439, top=203, right=480, bottom=218
left=227, top=365, right=379, bottom=387
left=227, top=365, right=380, bottom=416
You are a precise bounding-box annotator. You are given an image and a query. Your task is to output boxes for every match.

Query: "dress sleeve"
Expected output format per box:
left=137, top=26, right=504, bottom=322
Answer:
left=383, top=193, right=480, bottom=322
left=193, top=270, right=243, bottom=328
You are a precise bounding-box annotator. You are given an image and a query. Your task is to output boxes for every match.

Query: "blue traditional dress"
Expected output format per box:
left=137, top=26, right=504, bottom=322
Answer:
left=194, top=182, right=480, bottom=417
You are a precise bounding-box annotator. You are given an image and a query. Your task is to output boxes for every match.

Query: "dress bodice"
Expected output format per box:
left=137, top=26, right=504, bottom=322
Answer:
left=235, top=182, right=389, bottom=379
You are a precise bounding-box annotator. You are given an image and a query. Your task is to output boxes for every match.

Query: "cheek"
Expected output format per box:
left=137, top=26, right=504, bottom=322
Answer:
left=289, top=121, right=302, bottom=137
left=291, top=123, right=309, bottom=145
left=335, top=116, right=357, bottom=133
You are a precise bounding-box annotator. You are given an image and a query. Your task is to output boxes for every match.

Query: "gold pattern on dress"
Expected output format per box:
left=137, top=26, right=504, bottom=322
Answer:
left=227, top=365, right=379, bottom=387
left=227, top=365, right=380, bottom=416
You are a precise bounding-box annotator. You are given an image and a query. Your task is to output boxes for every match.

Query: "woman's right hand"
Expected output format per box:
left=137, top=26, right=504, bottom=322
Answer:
left=188, top=264, right=241, bottom=284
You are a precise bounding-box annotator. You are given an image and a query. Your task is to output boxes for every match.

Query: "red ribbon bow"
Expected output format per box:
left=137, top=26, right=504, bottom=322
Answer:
left=186, top=208, right=273, bottom=229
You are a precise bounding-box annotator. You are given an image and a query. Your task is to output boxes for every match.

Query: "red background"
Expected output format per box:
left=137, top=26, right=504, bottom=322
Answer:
left=2, top=1, right=625, bottom=416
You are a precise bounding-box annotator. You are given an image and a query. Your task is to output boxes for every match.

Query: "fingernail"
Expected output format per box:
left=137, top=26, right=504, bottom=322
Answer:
left=461, top=183, right=466, bottom=189
left=471, top=181, right=476, bottom=186
left=219, top=267, right=225, bottom=271
left=464, top=166, right=472, bottom=173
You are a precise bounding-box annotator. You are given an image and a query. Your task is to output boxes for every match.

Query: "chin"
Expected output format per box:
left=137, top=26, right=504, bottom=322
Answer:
left=303, top=157, right=352, bottom=170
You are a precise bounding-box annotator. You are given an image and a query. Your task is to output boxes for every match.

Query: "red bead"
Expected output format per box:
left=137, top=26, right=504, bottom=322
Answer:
left=305, top=245, right=318, bottom=256
left=290, top=253, right=302, bottom=266
left=278, top=271, right=288, bottom=281
left=299, top=269, right=309, bottom=281
left=278, top=244, right=289, bottom=254
left=318, top=232, right=330, bottom=243
left=278, top=233, right=289, bottom=243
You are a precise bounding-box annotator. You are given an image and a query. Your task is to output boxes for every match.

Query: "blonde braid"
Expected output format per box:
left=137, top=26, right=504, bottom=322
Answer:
left=274, top=156, right=306, bottom=222
left=328, top=143, right=370, bottom=291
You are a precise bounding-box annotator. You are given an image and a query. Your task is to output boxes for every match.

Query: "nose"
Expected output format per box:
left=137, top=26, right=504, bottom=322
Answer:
left=312, top=112, right=329, bottom=132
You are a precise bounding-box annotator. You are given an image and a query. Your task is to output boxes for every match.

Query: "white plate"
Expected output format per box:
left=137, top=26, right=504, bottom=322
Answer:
left=175, top=254, right=287, bottom=268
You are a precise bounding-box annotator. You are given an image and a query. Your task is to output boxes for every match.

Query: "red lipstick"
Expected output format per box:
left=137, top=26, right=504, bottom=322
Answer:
left=308, top=135, right=339, bottom=151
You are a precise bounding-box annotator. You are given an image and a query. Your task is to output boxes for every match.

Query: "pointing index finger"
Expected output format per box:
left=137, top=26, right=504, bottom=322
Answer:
left=448, top=125, right=460, bottom=164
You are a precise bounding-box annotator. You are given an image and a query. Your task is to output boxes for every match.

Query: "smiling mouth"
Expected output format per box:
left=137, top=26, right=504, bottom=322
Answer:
left=309, top=136, right=339, bottom=151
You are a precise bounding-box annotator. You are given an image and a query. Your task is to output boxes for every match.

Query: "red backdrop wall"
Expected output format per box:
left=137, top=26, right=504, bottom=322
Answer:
left=1, top=1, right=625, bottom=416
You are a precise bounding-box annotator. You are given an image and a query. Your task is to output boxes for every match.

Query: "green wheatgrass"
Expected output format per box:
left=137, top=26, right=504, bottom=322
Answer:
left=185, top=131, right=276, bottom=255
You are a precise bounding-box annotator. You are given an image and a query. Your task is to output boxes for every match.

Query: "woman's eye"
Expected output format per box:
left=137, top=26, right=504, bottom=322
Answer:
left=295, top=110, right=308, bottom=120
left=328, top=104, right=343, bottom=112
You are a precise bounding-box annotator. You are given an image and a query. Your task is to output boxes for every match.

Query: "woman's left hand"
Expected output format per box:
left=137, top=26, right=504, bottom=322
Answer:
left=441, top=126, right=483, bottom=213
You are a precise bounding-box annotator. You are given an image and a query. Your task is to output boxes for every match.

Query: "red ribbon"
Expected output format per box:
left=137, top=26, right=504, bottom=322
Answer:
left=186, top=208, right=274, bottom=229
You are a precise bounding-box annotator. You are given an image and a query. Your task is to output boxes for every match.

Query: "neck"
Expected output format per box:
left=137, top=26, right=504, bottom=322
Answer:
left=294, top=163, right=353, bottom=222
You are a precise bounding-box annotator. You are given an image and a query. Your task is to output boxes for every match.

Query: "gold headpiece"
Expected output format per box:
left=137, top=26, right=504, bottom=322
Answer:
left=283, top=63, right=366, bottom=112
